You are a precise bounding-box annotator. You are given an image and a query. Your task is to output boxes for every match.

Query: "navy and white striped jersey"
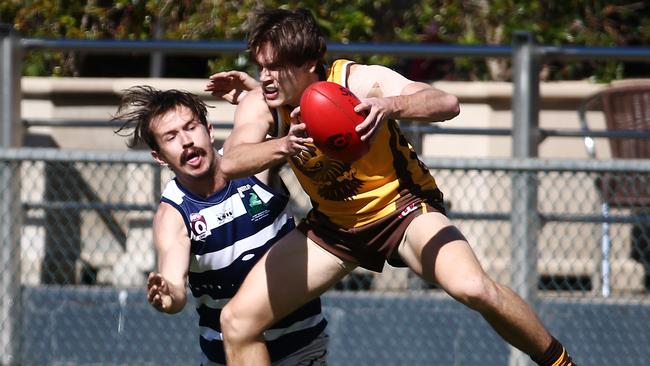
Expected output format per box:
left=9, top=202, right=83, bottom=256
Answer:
left=160, top=176, right=327, bottom=365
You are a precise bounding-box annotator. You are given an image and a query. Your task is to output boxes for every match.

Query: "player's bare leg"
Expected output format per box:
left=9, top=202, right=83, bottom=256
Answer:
left=220, top=229, right=354, bottom=366
left=398, top=212, right=554, bottom=359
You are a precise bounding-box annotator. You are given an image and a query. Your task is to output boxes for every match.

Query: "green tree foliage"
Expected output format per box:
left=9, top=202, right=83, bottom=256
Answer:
left=1, top=0, right=648, bottom=81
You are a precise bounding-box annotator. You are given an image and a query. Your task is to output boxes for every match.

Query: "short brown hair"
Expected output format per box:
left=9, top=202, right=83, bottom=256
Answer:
left=248, top=8, right=327, bottom=68
left=113, top=86, right=210, bottom=151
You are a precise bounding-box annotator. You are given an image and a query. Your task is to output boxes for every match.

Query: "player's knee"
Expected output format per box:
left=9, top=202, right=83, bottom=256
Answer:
left=220, top=302, right=261, bottom=344
left=448, top=274, right=500, bottom=312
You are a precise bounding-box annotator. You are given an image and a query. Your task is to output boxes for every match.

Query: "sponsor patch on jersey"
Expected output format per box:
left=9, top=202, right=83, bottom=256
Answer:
left=399, top=202, right=419, bottom=219
left=245, top=191, right=270, bottom=221
left=190, top=212, right=210, bottom=241
left=236, top=184, right=271, bottom=221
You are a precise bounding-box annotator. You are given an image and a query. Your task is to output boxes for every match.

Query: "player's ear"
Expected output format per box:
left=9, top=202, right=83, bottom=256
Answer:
left=151, top=150, right=168, bottom=167
left=207, top=122, right=214, bottom=142
left=305, top=59, right=319, bottom=74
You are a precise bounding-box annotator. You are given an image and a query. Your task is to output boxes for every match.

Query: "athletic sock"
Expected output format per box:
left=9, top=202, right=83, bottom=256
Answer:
left=531, top=337, right=575, bottom=366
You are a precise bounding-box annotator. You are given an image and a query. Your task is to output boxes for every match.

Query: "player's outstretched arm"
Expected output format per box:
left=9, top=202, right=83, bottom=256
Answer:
left=348, top=64, right=460, bottom=141
left=386, top=82, right=460, bottom=122
left=205, top=70, right=260, bottom=105
left=147, top=202, right=190, bottom=314
left=221, top=88, right=312, bottom=180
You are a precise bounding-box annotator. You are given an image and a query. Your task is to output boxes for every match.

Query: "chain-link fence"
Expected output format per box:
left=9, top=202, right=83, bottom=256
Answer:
left=1, top=148, right=649, bottom=365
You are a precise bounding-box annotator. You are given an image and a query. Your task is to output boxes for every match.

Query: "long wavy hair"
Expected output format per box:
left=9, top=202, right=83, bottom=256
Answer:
left=248, top=8, right=327, bottom=69
left=113, top=85, right=210, bottom=151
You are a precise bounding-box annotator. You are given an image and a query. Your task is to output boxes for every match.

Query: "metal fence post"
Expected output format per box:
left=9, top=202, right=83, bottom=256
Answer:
left=149, top=16, right=165, bottom=78
left=0, top=24, right=23, bottom=365
left=509, top=31, right=541, bottom=366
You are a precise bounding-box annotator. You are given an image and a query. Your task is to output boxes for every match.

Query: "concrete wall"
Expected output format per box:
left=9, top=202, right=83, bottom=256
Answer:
left=22, top=77, right=237, bottom=150
left=426, top=80, right=610, bottom=159
left=21, top=77, right=611, bottom=158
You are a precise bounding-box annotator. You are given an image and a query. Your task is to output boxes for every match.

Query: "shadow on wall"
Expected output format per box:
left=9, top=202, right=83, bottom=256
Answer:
left=25, top=133, right=127, bottom=285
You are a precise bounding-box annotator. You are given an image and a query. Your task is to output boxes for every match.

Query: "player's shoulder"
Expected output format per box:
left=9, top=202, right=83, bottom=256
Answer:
left=235, top=87, right=273, bottom=123
left=348, top=62, right=362, bottom=73
left=238, top=86, right=266, bottom=108
left=154, top=201, right=184, bottom=225
left=348, top=63, right=396, bottom=77
left=347, top=62, right=413, bottom=97
left=237, top=87, right=269, bottom=110
left=152, top=201, right=190, bottom=246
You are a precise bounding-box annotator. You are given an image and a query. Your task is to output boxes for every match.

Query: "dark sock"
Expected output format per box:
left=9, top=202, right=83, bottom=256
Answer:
left=531, top=337, right=575, bottom=366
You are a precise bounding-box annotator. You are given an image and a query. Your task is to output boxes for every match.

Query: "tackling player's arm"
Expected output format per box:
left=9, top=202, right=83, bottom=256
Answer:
left=221, top=87, right=312, bottom=180
left=205, top=70, right=260, bottom=105
left=348, top=64, right=460, bottom=141
left=147, top=202, right=190, bottom=314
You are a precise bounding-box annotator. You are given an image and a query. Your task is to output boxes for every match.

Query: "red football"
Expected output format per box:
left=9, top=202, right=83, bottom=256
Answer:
left=299, top=81, right=369, bottom=162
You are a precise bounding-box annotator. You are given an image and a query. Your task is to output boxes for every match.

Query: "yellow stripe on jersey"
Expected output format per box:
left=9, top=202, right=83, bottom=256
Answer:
left=551, top=350, right=573, bottom=366
left=279, top=59, right=439, bottom=228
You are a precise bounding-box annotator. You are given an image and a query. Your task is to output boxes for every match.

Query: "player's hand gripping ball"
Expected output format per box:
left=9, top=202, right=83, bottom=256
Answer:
left=299, top=81, right=370, bottom=162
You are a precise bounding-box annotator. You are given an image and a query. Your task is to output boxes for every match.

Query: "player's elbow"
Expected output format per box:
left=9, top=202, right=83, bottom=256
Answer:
left=220, top=156, right=241, bottom=181
left=166, top=302, right=185, bottom=314
left=164, top=295, right=187, bottom=314
left=440, top=94, right=460, bottom=120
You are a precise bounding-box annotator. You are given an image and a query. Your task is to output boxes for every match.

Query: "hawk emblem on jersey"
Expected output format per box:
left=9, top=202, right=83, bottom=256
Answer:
left=291, top=146, right=363, bottom=201
left=190, top=212, right=209, bottom=241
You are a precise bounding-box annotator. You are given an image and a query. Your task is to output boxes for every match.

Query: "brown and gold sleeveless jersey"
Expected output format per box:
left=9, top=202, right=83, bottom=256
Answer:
left=276, top=59, right=440, bottom=228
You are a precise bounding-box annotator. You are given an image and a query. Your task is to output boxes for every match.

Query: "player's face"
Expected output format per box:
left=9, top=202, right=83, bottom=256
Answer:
left=255, top=42, right=317, bottom=108
left=150, top=105, right=215, bottom=181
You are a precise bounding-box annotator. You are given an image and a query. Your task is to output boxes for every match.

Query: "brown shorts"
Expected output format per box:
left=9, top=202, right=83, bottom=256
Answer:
left=297, top=190, right=446, bottom=272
